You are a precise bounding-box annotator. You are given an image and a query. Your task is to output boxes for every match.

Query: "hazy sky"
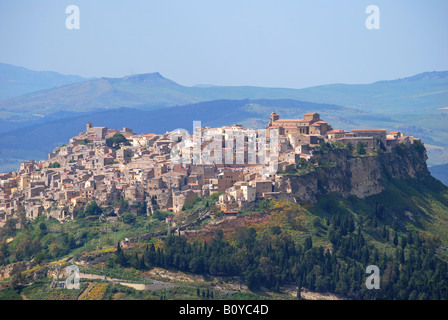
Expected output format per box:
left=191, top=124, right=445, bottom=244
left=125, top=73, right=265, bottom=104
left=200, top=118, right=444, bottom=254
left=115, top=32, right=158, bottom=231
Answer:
left=0, top=0, right=447, bottom=88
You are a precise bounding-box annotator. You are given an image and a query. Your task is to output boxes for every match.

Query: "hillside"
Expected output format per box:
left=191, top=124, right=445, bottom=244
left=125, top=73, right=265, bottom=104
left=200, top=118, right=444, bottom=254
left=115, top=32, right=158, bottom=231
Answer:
left=1, top=70, right=447, bottom=121
left=0, top=63, right=88, bottom=101
left=1, top=143, right=448, bottom=300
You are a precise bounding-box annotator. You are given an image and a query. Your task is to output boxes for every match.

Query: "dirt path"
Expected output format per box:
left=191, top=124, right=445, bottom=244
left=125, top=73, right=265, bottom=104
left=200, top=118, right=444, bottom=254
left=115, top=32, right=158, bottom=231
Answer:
left=79, top=272, right=176, bottom=291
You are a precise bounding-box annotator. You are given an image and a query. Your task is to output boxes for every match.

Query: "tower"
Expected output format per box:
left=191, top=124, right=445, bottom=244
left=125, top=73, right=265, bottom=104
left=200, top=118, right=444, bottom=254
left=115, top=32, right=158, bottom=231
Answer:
left=269, top=112, right=279, bottom=126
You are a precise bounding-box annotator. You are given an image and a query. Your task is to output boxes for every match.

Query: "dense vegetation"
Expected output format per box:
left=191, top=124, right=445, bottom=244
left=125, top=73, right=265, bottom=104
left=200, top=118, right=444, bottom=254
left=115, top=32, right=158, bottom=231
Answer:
left=104, top=173, right=448, bottom=300
left=109, top=215, right=448, bottom=300
left=0, top=200, right=169, bottom=267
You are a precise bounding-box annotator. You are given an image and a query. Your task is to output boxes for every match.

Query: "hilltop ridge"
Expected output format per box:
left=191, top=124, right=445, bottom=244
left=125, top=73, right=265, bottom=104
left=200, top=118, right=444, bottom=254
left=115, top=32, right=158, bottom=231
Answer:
left=376, top=71, right=448, bottom=83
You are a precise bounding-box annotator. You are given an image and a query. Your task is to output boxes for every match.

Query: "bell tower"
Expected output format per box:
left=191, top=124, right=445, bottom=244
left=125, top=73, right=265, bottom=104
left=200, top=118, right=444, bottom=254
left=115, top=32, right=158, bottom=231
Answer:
left=269, top=112, right=279, bottom=126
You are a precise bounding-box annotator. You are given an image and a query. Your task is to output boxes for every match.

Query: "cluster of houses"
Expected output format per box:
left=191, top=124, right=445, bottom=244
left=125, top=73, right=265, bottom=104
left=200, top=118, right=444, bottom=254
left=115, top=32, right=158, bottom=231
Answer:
left=0, top=113, right=420, bottom=225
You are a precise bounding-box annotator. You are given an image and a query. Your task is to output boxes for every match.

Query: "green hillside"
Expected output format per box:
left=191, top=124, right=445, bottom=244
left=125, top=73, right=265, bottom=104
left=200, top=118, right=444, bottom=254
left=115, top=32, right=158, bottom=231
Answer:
left=1, top=154, right=448, bottom=300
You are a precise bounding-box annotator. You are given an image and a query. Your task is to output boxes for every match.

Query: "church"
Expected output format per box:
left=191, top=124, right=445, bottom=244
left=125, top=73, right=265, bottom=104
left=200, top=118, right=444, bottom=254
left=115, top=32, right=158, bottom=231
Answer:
left=266, top=112, right=332, bottom=137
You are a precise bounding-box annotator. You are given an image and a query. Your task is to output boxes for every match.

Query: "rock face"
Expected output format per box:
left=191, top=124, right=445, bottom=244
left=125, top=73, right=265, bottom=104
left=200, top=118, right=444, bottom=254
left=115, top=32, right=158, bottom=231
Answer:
left=274, top=143, right=429, bottom=204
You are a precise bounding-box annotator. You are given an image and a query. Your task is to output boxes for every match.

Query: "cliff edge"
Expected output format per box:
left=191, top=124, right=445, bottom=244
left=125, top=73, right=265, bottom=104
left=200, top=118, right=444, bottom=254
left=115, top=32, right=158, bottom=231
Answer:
left=275, top=142, right=429, bottom=204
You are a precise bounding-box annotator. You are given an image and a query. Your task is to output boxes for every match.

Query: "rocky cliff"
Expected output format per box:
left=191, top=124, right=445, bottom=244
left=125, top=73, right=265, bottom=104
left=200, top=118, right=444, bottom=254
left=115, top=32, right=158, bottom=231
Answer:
left=274, top=143, right=429, bottom=204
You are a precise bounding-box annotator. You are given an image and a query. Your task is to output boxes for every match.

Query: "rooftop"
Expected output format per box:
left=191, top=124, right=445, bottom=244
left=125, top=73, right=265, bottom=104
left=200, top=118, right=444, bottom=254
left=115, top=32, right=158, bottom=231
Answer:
left=274, top=119, right=309, bottom=123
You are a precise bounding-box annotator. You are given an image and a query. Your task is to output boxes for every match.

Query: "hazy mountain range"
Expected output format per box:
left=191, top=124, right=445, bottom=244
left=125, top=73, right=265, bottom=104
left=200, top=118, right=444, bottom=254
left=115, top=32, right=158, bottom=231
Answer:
left=0, top=63, right=89, bottom=101
left=0, top=63, right=447, bottom=185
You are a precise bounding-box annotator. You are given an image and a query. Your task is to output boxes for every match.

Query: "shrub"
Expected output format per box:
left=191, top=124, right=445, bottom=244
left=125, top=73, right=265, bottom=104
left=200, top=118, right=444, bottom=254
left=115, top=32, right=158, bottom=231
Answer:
left=84, top=201, right=103, bottom=216
left=152, top=210, right=171, bottom=221
left=121, top=212, right=136, bottom=224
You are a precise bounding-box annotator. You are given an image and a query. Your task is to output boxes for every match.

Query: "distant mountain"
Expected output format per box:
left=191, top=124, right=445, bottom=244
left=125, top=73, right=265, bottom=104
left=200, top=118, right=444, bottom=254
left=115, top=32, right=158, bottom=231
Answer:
left=0, top=63, right=88, bottom=100
left=121, top=72, right=181, bottom=87
left=376, top=71, right=448, bottom=83
left=0, top=72, right=206, bottom=120
left=1, top=70, right=447, bottom=124
left=0, top=67, right=447, bottom=169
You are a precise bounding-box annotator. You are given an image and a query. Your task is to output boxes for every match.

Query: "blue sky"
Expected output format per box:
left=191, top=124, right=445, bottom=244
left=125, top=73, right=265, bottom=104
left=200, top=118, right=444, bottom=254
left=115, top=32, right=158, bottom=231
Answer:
left=0, top=0, right=447, bottom=88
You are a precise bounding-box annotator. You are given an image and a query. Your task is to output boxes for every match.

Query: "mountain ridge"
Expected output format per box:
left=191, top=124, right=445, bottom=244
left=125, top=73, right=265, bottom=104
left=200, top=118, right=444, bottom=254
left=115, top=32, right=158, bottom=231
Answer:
left=0, top=62, right=89, bottom=100
left=375, top=71, right=448, bottom=83
left=1, top=64, right=447, bottom=172
left=1, top=68, right=448, bottom=122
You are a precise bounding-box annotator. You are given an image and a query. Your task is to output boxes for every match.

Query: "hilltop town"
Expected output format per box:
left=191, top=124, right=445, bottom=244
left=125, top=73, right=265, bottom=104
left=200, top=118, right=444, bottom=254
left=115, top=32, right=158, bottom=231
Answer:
left=0, top=112, right=421, bottom=226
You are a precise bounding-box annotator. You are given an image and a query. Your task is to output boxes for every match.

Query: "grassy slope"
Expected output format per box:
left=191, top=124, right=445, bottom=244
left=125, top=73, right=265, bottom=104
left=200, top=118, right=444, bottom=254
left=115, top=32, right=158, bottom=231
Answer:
left=1, top=175, right=448, bottom=300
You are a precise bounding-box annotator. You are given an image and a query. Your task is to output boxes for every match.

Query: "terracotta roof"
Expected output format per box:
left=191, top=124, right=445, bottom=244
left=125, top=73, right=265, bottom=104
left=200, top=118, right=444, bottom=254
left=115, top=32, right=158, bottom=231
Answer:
left=274, top=119, right=308, bottom=122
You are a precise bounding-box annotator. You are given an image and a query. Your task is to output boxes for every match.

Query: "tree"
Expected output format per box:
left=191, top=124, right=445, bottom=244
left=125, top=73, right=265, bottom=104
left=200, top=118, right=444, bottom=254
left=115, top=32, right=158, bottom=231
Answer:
left=49, top=162, right=61, bottom=168
left=1, top=218, right=17, bottom=238
left=34, top=252, right=47, bottom=264
left=49, top=242, right=62, bottom=258
left=0, top=241, right=9, bottom=265
left=116, top=242, right=127, bottom=267
left=356, top=142, right=366, bottom=155
left=400, top=236, right=407, bottom=249
left=106, top=133, right=131, bottom=149
left=304, top=236, right=313, bottom=251
left=347, top=142, right=354, bottom=153
left=39, top=222, right=47, bottom=234
left=244, top=266, right=261, bottom=291
left=121, top=212, right=136, bottom=224
left=84, top=201, right=102, bottom=216
left=137, top=201, right=147, bottom=216
left=393, top=232, right=399, bottom=247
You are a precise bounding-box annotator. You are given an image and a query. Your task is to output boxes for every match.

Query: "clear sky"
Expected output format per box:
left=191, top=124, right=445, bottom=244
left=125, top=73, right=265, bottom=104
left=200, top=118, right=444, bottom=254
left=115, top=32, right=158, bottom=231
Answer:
left=0, top=0, right=447, bottom=88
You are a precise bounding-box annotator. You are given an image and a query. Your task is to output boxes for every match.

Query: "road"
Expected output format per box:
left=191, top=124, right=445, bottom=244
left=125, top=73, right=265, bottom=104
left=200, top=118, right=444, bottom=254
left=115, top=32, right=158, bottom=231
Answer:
left=80, top=272, right=176, bottom=291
